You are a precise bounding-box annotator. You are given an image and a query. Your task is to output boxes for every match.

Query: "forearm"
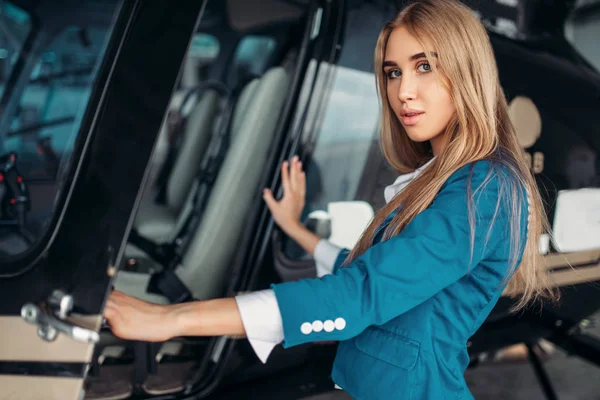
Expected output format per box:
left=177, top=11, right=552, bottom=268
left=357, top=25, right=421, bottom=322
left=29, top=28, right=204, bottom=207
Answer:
left=282, top=221, right=321, bottom=256
left=170, top=298, right=246, bottom=338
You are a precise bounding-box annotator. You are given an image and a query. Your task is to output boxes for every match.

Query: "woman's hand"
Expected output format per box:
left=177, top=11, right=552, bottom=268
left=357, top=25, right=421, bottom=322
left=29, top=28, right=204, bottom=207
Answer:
left=263, top=155, right=306, bottom=235
left=103, top=290, right=179, bottom=342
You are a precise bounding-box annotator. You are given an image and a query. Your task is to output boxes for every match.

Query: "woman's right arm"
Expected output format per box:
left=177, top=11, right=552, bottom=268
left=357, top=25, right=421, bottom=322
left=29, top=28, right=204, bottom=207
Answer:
left=104, top=157, right=346, bottom=363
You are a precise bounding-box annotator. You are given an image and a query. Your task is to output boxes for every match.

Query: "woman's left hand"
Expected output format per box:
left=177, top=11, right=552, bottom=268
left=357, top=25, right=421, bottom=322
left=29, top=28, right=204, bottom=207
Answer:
left=263, top=155, right=306, bottom=235
left=103, top=290, right=179, bottom=342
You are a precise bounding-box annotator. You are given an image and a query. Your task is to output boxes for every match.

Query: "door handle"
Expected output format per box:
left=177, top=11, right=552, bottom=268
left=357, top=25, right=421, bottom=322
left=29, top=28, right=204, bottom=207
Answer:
left=21, top=290, right=100, bottom=344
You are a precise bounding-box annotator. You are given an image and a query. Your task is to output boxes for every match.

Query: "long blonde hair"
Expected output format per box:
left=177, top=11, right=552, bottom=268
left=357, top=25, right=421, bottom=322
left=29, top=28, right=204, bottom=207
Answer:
left=345, top=0, right=558, bottom=311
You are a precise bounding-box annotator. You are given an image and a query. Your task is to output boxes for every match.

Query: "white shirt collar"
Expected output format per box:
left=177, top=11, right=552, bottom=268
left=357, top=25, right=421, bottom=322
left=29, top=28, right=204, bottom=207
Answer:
left=383, top=157, right=435, bottom=204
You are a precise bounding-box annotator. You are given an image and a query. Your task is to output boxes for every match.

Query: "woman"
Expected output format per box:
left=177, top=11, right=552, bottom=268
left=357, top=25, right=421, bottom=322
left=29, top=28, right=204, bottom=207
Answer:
left=104, top=1, right=558, bottom=398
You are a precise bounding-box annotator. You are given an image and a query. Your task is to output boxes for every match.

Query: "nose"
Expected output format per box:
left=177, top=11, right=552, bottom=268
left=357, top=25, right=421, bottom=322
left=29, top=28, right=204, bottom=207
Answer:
left=398, top=74, right=417, bottom=103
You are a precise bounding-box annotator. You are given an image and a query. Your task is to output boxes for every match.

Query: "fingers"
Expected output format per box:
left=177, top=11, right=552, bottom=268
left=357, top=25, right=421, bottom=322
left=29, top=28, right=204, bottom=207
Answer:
left=281, top=160, right=291, bottom=194
left=289, top=156, right=306, bottom=194
left=298, top=167, right=306, bottom=198
left=104, top=292, right=123, bottom=318
left=289, top=156, right=299, bottom=192
left=293, top=157, right=306, bottom=197
left=269, top=155, right=304, bottom=202
left=103, top=302, right=122, bottom=334
left=108, top=290, right=127, bottom=303
left=103, top=305, right=115, bottom=320
left=110, top=290, right=151, bottom=309
left=262, top=188, right=277, bottom=211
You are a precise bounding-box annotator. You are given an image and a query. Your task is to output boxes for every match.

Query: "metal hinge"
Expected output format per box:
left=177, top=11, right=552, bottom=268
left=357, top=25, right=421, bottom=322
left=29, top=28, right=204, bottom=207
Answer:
left=21, top=289, right=99, bottom=344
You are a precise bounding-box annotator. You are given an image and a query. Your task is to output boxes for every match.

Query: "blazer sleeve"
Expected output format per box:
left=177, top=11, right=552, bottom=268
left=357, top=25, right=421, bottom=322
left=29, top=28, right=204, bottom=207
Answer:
left=313, top=239, right=348, bottom=277
left=271, top=161, right=527, bottom=348
left=332, top=248, right=351, bottom=275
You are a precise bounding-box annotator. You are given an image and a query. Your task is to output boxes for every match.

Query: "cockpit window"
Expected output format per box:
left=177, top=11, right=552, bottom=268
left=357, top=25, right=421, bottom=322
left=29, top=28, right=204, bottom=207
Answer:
left=5, top=25, right=114, bottom=179
left=0, top=1, right=123, bottom=258
left=0, top=2, right=32, bottom=99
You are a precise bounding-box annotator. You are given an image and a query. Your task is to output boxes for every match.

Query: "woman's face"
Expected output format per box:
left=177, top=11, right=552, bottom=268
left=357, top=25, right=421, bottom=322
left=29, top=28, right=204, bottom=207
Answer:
left=384, top=27, right=456, bottom=156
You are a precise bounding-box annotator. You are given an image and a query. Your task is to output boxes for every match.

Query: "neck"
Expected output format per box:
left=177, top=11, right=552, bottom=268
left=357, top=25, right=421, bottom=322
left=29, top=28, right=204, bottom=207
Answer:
left=429, top=133, right=446, bottom=157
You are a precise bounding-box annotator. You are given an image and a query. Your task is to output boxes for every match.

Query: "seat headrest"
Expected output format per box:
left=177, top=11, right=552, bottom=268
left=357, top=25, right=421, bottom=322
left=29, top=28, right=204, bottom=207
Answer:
left=231, top=67, right=288, bottom=138
left=508, top=96, right=542, bottom=149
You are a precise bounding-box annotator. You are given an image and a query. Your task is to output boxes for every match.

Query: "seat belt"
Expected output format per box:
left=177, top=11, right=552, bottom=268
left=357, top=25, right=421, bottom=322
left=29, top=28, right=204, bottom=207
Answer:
left=147, top=268, right=193, bottom=303
left=154, top=81, right=229, bottom=205
left=170, top=76, right=255, bottom=263
left=145, top=75, right=257, bottom=302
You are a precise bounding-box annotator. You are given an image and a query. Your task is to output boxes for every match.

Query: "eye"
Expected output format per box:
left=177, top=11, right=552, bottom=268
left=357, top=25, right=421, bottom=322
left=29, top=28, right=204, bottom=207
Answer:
left=386, top=69, right=402, bottom=79
left=417, top=62, right=431, bottom=73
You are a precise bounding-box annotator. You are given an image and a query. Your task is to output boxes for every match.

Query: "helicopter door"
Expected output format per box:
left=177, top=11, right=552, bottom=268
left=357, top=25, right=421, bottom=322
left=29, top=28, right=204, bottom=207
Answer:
left=0, top=1, right=207, bottom=399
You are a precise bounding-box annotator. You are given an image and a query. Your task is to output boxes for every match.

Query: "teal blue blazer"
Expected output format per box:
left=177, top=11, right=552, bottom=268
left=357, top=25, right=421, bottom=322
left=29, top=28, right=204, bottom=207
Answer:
left=271, top=161, right=528, bottom=400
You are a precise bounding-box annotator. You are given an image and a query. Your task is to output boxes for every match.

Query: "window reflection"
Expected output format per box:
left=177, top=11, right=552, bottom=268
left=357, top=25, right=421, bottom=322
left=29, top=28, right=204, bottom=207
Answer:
left=0, top=2, right=31, bottom=98
left=0, top=3, right=123, bottom=258
left=303, top=3, right=398, bottom=214
left=307, top=65, right=380, bottom=211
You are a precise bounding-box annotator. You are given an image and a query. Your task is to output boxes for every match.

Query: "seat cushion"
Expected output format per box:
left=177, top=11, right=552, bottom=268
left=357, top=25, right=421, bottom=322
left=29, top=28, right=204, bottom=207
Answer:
left=134, top=194, right=178, bottom=243
left=178, top=67, right=290, bottom=300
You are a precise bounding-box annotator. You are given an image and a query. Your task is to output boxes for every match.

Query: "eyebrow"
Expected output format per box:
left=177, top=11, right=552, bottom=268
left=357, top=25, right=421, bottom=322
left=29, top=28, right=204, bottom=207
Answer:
left=382, top=52, right=438, bottom=68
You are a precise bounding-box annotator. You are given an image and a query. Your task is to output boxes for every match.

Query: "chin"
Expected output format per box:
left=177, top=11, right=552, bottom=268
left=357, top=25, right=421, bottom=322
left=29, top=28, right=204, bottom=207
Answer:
left=404, top=129, right=435, bottom=143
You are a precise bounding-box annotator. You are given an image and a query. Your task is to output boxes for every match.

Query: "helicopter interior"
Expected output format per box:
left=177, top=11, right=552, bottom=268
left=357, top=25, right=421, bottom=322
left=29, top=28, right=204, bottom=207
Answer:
left=81, top=0, right=321, bottom=398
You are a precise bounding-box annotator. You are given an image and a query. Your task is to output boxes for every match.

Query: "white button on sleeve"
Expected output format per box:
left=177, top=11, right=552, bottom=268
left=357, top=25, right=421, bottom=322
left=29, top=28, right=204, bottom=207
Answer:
left=313, top=239, right=344, bottom=277
left=301, top=322, right=313, bottom=335
left=312, top=320, right=324, bottom=332
left=234, top=289, right=284, bottom=364
left=334, top=318, right=346, bottom=330
left=323, top=320, right=335, bottom=332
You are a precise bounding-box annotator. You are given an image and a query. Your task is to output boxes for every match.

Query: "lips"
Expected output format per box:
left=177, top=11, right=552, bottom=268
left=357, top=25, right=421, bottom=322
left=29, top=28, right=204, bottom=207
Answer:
left=399, top=111, right=424, bottom=126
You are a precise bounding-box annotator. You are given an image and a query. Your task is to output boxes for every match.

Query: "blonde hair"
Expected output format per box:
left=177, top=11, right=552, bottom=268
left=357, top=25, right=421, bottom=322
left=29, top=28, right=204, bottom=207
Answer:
left=345, top=0, right=558, bottom=311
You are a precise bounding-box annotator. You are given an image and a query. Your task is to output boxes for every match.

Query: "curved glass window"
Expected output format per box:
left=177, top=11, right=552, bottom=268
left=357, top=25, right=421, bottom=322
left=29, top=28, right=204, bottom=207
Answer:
left=0, top=2, right=31, bottom=98
left=0, top=2, right=123, bottom=258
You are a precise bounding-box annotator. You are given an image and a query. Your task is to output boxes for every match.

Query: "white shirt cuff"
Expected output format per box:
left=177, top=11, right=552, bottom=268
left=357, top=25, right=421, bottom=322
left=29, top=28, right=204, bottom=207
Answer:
left=234, top=289, right=284, bottom=364
left=313, top=239, right=343, bottom=277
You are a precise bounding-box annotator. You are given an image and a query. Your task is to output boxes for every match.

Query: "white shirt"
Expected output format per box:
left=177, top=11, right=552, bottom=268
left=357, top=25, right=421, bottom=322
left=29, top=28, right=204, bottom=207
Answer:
left=235, top=158, right=434, bottom=364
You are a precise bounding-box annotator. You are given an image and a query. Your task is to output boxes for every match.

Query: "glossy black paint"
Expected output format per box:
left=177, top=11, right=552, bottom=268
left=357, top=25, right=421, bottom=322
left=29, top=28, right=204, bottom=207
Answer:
left=0, top=0, right=207, bottom=315
left=0, top=361, right=86, bottom=378
left=463, top=0, right=579, bottom=38
left=491, top=31, right=600, bottom=221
